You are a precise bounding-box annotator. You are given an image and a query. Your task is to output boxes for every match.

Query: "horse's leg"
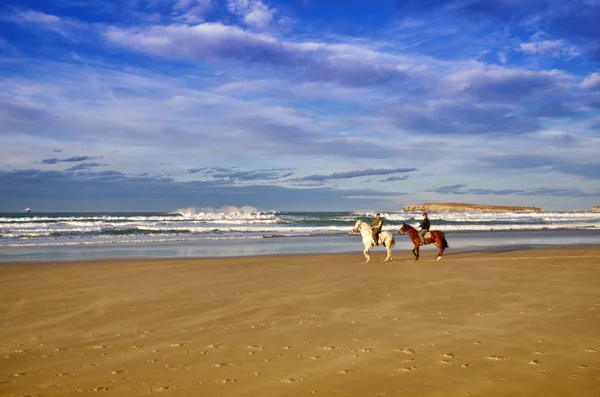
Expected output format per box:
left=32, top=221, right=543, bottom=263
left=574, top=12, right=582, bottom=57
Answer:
left=363, top=244, right=371, bottom=263
left=412, top=243, right=419, bottom=260
left=436, top=240, right=443, bottom=260
left=384, top=240, right=392, bottom=262
left=435, top=241, right=444, bottom=261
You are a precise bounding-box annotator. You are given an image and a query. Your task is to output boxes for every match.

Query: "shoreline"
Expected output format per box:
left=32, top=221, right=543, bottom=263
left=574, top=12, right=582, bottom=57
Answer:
left=1, top=229, right=599, bottom=264
left=1, top=246, right=599, bottom=396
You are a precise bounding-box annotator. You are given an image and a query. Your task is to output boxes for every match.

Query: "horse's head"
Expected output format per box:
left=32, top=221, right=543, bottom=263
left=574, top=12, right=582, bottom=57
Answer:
left=352, top=219, right=362, bottom=233
left=398, top=223, right=407, bottom=235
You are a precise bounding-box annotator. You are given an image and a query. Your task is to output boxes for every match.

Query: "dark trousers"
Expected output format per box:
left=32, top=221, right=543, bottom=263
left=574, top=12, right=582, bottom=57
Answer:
left=372, top=229, right=381, bottom=244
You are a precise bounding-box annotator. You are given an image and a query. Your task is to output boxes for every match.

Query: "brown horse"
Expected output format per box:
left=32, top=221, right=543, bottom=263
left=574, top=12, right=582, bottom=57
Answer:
left=397, top=223, right=449, bottom=261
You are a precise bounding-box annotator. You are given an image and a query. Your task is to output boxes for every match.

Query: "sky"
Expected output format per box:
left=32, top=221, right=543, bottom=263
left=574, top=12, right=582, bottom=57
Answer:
left=1, top=0, right=599, bottom=212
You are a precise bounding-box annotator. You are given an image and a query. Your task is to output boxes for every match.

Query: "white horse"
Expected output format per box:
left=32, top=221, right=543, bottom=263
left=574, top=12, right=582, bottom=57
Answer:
left=352, top=220, right=395, bottom=263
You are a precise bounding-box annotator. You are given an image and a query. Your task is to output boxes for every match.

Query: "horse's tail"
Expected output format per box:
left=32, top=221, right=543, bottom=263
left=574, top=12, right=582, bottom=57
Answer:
left=441, top=232, right=449, bottom=249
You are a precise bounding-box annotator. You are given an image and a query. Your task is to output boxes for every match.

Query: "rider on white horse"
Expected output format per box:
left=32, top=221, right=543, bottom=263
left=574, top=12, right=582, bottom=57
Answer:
left=353, top=219, right=395, bottom=263
left=370, top=213, right=383, bottom=246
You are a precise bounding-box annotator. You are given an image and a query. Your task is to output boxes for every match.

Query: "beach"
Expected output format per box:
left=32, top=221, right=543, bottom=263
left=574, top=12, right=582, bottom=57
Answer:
left=1, top=247, right=600, bottom=396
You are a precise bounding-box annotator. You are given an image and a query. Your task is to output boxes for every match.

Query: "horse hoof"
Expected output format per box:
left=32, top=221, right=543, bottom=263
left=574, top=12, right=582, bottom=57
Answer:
left=437, top=256, right=442, bottom=261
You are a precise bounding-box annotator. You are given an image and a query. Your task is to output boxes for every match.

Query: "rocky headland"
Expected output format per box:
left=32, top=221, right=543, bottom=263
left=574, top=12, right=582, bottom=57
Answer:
left=592, top=206, right=600, bottom=211
left=402, top=202, right=545, bottom=213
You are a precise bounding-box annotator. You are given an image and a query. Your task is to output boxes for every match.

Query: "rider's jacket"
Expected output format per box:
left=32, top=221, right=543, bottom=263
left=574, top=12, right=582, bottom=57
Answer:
left=371, top=218, right=383, bottom=231
left=419, top=218, right=430, bottom=230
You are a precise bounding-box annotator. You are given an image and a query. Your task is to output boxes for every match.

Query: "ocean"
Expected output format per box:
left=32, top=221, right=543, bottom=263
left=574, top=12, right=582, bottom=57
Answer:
left=1, top=207, right=599, bottom=262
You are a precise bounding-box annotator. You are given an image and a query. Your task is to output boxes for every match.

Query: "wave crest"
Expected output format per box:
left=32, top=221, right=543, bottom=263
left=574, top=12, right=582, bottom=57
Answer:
left=174, top=205, right=276, bottom=218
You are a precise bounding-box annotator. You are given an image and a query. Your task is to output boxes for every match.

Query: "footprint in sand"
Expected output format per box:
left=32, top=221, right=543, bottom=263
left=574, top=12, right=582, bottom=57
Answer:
left=76, top=387, right=112, bottom=392
left=397, top=366, right=417, bottom=373
left=487, top=356, right=509, bottom=361
left=109, top=370, right=126, bottom=375
left=150, top=385, right=177, bottom=391
left=529, top=360, right=542, bottom=365
left=280, top=378, right=303, bottom=383
left=437, top=360, right=453, bottom=365
left=164, top=365, right=191, bottom=371
left=336, top=369, right=355, bottom=375
left=442, top=352, right=457, bottom=358
left=298, top=354, right=320, bottom=360
left=247, top=344, right=264, bottom=351
left=361, top=348, right=374, bottom=352
left=582, top=348, right=597, bottom=353
left=396, top=348, right=418, bottom=355
left=215, top=379, right=238, bottom=384
left=12, top=372, right=28, bottom=377
left=461, top=363, right=470, bottom=368
left=534, top=351, right=545, bottom=355
left=92, top=345, right=111, bottom=349
left=212, top=363, right=232, bottom=368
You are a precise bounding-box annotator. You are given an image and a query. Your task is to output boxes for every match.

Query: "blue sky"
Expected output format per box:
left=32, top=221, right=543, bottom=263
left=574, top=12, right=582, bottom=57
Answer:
left=1, top=0, right=599, bottom=212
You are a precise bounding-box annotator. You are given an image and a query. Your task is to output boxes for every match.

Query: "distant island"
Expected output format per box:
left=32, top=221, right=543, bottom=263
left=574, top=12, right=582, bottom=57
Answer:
left=592, top=206, right=600, bottom=211
left=402, top=202, right=544, bottom=213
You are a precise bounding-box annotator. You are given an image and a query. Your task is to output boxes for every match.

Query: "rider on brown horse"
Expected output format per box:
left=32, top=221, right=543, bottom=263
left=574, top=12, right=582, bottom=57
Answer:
left=418, top=213, right=430, bottom=246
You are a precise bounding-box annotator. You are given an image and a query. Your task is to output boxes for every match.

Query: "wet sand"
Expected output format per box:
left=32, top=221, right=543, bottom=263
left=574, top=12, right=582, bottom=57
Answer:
left=1, top=247, right=599, bottom=396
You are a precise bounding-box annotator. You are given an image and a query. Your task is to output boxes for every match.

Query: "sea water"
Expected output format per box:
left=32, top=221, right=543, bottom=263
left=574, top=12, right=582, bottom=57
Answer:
left=1, top=207, right=599, bottom=262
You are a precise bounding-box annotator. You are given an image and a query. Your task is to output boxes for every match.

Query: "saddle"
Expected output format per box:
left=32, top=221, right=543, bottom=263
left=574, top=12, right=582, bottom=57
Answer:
left=424, top=231, right=432, bottom=239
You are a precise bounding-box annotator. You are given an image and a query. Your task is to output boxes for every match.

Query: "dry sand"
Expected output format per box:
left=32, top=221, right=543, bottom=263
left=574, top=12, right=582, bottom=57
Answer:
left=1, top=247, right=599, bottom=396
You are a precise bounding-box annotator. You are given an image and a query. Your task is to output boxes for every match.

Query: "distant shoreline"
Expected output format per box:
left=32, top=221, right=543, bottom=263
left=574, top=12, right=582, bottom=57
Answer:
left=403, top=202, right=545, bottom=212
left=2, top=229, right=599, bottom=264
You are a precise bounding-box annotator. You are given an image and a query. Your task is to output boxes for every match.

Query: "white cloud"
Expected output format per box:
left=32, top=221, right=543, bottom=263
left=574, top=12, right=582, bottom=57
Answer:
left=582, top=72, right=600, bottom=90
left=520, top=38, right=579, bottom=58
left=104, top=22, right=419, bottom=86
left=227, top=0, right=275, bottom=29
left=173, top=0, right=214, bottom=23
left=14, top=10, right=69, bottom=36
left=9, top=9, right=91, bottom=39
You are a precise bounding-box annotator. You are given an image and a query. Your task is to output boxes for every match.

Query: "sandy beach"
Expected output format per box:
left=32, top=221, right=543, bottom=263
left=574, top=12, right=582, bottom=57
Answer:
left=1, top=247, right=599, bottom=396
